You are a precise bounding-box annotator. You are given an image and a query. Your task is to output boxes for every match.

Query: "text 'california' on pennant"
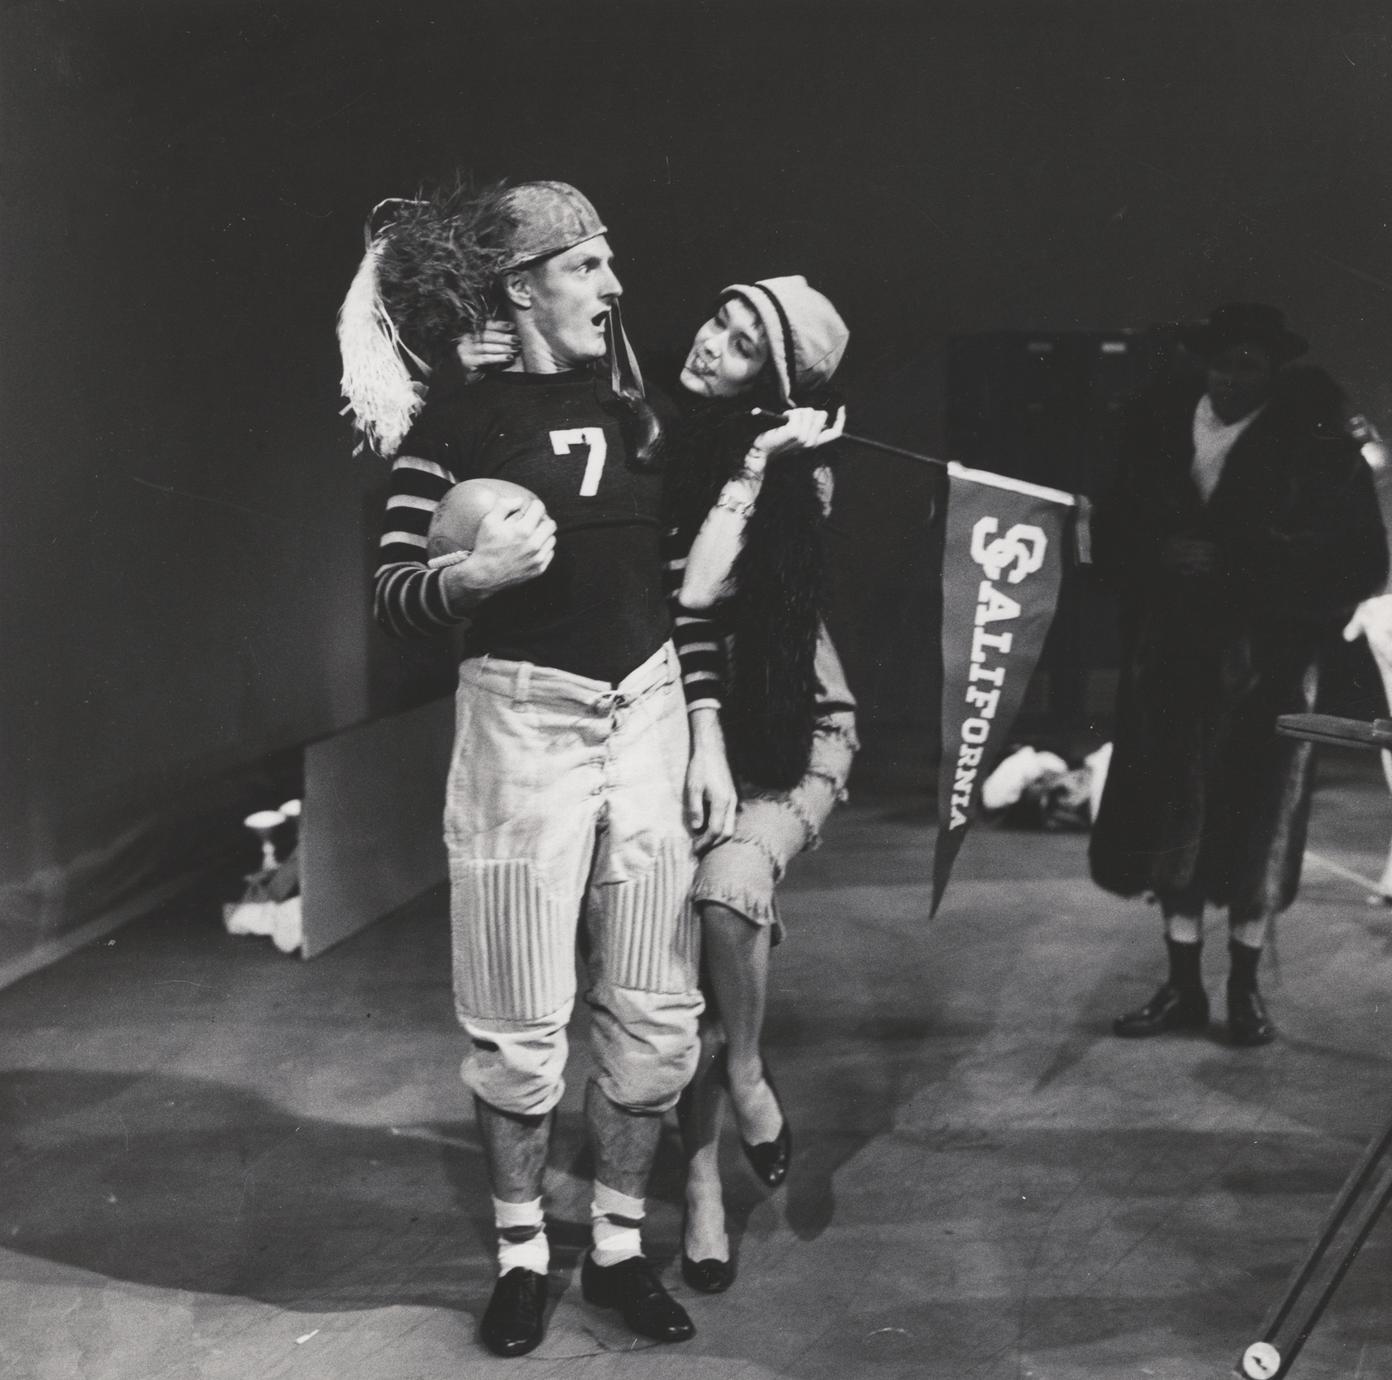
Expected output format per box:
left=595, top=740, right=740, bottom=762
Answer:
left=929, top=462, right=1075, bottom=916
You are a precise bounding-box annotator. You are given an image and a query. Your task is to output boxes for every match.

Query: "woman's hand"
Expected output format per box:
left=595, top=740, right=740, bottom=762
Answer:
left=685, top=708, right=737, bottom=849
left=746, top=405, right=847, bottom=471
left=455, top=319, right=519, bottom=372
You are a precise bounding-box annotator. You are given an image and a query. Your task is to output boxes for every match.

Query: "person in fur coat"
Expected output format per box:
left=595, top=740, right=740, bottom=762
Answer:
left=1089, top=303, right=1388, bottom=1046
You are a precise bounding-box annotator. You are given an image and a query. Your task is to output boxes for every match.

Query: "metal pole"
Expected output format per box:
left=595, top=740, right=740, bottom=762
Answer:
left=750, top=408, right=950, bottom=470
left=1239, top=714, right=1392, bottom=1378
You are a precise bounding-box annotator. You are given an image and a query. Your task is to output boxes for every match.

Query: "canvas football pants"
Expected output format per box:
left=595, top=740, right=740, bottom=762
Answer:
left=444, top=642, right=702, bottom=1117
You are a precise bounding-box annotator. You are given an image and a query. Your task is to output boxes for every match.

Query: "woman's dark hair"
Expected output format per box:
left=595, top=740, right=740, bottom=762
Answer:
left=664, top=303, right=844, bottom=790
left=724, top=448, right=828, bottom=790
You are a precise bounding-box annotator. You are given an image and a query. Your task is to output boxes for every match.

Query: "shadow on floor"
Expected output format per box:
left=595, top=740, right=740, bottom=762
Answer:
left=0, top=1068, right=491, bottom=1312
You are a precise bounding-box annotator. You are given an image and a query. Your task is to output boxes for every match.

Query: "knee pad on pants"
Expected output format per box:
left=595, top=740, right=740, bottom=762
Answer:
left=459, top=1004, right=572, bottom=1117
left=587, top=982, right=703, bottom=1114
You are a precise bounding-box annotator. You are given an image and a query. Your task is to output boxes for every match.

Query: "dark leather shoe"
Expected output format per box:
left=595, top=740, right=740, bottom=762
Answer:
left=581, top=1254, right=695, bottom=1343
left=742, top=1118, right=792, bottom=1188
left=680, top=1209, right=735, bottom=1293
left=479, top=1267, right=548, bottom=1358
left=681, top=1249, right=735, bottom=1293
left=738, top=1063, right=792, bottom=1188
left=1112, top=982, right=1209, bottom=1038
left=1228, top=985, right=1276, bottom=1046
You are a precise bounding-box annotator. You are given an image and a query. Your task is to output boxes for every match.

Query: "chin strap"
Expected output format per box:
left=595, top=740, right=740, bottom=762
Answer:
left=605, top=301, right=645, bottom=399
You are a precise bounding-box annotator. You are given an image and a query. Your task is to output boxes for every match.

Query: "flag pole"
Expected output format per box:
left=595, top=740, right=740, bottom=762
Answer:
left=841, top=432, right=950, bottom=469
left=749, top=408, right=1090, bottom=555
left=751, top=408, right=949, bottom=471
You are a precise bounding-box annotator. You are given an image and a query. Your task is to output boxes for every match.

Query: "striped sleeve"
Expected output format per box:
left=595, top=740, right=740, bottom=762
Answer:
left=373, top=453, right=464, bottom=639
left=663, top=524, right=726, bottom=711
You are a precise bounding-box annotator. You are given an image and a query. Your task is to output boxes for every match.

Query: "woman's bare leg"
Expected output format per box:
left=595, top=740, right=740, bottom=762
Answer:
left=700, top=901, right=781, bottom=1142
left=677, top=1023, right=730, bottom=1260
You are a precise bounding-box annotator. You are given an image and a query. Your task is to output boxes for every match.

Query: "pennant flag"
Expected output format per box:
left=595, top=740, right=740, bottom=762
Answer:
left=929, top=463, right=1077, bottom=915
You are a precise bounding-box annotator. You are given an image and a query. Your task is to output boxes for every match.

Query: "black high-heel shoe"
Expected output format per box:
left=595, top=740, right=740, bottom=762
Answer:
left=736, top=1061, right=792, bottom=1189
left=680, top=1208, right=735, bottom=1294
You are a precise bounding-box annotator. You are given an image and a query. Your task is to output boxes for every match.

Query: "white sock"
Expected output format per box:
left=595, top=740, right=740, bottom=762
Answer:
left=1231, top=918, right=1268, bottom=949
left=494, top=1195, right=548, bottom=1276
left=1164, top=914, right=1203, bottom=945
left=590, top=1182, right=645, bottom=1267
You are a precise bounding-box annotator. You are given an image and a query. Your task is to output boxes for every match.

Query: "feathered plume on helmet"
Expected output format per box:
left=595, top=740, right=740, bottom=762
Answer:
left=336, top=179, right=509, bottom=458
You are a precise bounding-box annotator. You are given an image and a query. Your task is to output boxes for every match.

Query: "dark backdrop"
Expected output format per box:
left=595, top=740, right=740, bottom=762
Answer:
left=4, top=0, right=1391, bottom=970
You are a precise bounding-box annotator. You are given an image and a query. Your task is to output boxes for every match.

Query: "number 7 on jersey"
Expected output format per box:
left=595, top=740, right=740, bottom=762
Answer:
left=550, top=427, right=608, bottom=496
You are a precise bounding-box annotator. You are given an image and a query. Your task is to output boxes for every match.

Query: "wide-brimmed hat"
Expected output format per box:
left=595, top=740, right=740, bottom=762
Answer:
left=1179, top=302, right=1308, bottom=364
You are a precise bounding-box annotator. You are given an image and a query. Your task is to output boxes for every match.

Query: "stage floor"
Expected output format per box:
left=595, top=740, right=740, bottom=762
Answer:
left=3, top=752, right=1391, bottom=1379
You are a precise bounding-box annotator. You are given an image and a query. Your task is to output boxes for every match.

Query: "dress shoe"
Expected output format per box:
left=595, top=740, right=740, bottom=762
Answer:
left=1227, top=984, right=1276, bottom=1046
left=681, top=1249, right=735, bottom=1294
left=580, top=1253, right=695, bottom=1343
left=680, top=1209, right=735, bottom=1293
left=479, top=1267, right=548, bottom=1358
left=737, top=1063, right=792, bottom=1188
left=1112, top=982, right=1210, bottom=1038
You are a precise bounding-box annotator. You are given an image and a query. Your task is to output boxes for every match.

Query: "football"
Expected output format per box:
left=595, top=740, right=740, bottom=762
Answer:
left=426, top=478, right=541, bottom=560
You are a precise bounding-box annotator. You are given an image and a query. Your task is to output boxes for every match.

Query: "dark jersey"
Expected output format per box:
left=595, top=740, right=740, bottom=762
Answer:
left=376, top=367, right=669, bottom=685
